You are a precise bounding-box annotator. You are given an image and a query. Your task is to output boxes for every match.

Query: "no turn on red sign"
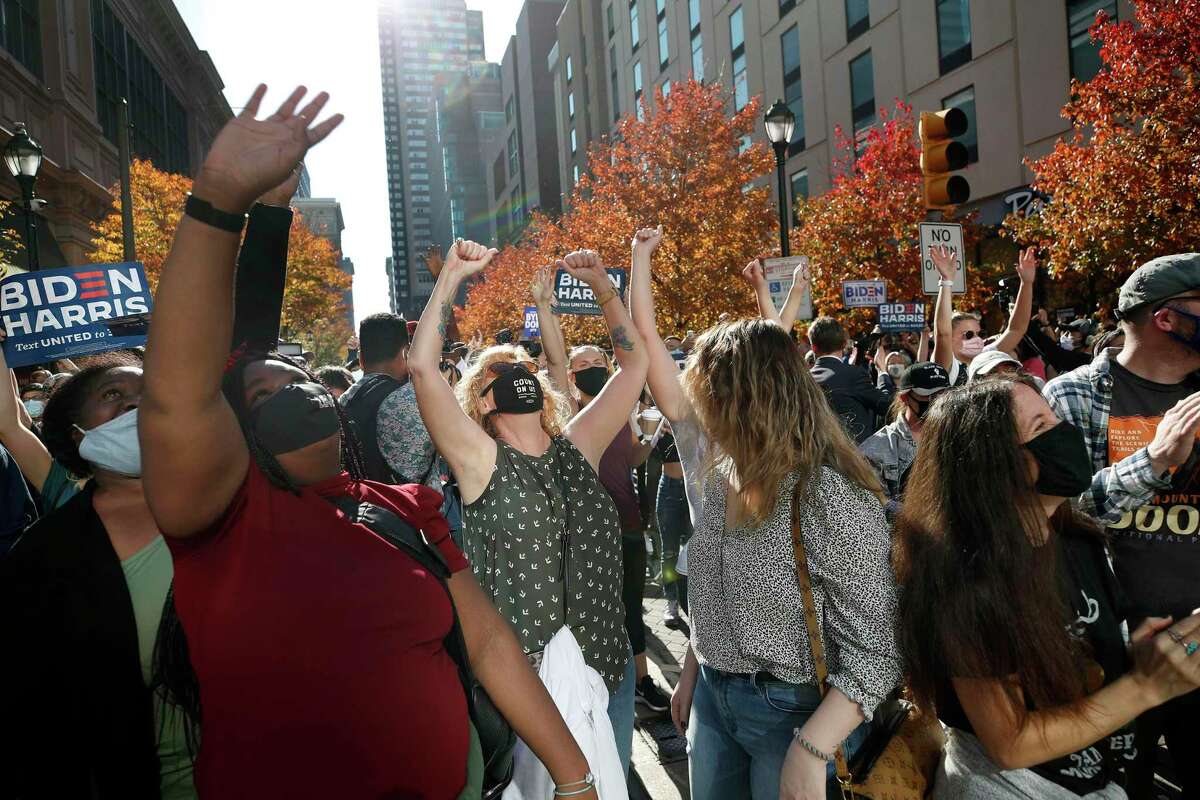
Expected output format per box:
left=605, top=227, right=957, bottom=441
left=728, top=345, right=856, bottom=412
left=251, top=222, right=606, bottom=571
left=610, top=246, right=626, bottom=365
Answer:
left=919, top=222, right=966, bottom=295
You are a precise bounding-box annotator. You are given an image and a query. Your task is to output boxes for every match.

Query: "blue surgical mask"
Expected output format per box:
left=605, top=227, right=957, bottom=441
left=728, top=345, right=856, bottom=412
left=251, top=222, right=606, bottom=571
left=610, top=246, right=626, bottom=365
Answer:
left=75, top=408, right=141, bottom=477
left=23, top=399, right=44, bottom=418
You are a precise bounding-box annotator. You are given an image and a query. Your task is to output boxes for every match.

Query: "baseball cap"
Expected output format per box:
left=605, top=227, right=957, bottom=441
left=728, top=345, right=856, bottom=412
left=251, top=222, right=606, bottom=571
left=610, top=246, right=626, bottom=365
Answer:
left=899, top=362, right=951, bottom=398
left=967, top=349, right=1022, bottom=382
left=1117, top=253, right=1200, bottom=314
left=1067, top=318, right=1091, bottom=332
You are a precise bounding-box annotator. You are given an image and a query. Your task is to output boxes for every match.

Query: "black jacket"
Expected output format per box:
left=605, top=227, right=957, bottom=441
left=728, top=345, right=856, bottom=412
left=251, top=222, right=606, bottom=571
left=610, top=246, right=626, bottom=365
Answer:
left=810, top=355, right=892, bottom=443
left=0, top=485, right=162, bottom=799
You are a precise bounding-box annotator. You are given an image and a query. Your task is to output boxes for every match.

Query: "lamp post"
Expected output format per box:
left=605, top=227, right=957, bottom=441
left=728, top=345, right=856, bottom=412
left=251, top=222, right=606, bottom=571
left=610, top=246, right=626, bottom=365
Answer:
left=763, top=100, right=795, bottom=258
left=4, top=123, right=43, bottom=271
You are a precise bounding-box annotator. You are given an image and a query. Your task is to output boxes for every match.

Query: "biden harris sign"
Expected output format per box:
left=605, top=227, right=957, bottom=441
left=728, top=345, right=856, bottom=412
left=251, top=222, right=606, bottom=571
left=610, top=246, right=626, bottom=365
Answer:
left=1, top=263, right=153, bottom=367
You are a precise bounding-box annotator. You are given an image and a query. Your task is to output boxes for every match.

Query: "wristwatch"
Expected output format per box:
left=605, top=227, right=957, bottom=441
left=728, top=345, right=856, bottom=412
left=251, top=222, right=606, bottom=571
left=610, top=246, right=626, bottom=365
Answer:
left=184, top=193, right=248, bottom=233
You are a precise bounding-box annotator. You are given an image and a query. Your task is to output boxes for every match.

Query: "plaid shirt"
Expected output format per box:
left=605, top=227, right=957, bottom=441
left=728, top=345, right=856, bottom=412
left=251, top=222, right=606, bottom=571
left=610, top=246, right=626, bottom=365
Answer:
left=1042, top=348, right=1173, bottom=524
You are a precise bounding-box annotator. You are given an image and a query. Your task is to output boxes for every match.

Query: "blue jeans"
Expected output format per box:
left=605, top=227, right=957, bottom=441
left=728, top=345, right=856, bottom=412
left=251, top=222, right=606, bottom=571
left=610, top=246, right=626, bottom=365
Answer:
left=606, top=651, right=636, bottom=776
left=688, top=665, right=869, bottom=800
left=656, top=475, right=692, bottom=608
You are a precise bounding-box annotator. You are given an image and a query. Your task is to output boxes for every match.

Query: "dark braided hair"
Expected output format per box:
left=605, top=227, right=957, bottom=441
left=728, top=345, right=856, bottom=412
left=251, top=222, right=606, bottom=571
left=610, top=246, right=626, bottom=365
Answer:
left=153, top=351, right=368, bottom=759
left=221, top=349, right=367, bottom=492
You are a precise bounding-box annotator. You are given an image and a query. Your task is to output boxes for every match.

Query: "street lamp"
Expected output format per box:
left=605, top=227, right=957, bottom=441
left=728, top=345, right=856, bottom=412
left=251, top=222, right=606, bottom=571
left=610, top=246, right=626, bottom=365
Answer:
left=4, top=123, right=43, bottom=271
left=763, top=99, right=795, bottom=258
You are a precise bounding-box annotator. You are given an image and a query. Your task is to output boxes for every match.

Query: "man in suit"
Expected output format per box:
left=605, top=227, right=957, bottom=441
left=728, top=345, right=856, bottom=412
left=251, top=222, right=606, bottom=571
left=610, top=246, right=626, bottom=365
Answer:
left=808, top=316, right=892, bottom=443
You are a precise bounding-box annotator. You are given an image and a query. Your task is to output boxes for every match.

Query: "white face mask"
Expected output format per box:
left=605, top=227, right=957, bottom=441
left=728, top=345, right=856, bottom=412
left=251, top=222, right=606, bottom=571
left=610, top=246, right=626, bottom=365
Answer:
left=23, top=399, right=45, bottom=418
left=960, top=336, right=985, bottom=358
left=76, top=408, right=141, bottom=477
left=887, top=364, right=905, bottom=380
left=1060, top=333, right=1076, bottom=351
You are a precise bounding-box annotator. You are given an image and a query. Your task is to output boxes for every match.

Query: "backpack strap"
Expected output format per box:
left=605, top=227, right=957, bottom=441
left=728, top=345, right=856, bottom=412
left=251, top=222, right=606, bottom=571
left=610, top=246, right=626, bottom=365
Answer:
left=326, top=495, right=449, bottom=578
left=341, top=375, right=406, bottom=484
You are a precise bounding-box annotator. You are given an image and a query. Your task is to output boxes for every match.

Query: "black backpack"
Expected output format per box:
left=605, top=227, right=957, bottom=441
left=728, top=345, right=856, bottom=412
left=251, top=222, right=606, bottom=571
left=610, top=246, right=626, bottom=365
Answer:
left=340, top=374, right=409, bottom=484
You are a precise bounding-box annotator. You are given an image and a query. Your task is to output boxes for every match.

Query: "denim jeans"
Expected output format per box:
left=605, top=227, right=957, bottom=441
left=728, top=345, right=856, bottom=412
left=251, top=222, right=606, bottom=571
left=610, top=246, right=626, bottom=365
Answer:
left=606, top=650, right=636, bottom=777
left=656, top=475, right=692, bottom=609
left=687, top=665, right=869, bottom=800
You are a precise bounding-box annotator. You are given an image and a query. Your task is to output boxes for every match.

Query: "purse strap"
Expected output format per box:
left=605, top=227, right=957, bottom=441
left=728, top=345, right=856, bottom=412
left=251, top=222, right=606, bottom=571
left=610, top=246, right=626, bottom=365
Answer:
left=789, top=481, right=855, bottom=794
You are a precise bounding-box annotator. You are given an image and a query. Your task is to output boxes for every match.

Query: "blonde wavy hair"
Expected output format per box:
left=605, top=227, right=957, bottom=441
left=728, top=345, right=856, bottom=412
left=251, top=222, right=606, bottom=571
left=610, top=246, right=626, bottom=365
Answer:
left=456, top=344, right=570, bottom=438
left=567, top=344, right=613, bottom=371
left=682, top=318, right=883, bottom=525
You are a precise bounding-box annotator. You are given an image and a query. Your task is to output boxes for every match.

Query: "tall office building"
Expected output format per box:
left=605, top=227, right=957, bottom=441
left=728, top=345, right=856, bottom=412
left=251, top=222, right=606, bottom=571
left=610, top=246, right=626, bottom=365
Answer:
left=293, top=197, right=356, bottom=331
left=378, top=0, right=478, bottom=316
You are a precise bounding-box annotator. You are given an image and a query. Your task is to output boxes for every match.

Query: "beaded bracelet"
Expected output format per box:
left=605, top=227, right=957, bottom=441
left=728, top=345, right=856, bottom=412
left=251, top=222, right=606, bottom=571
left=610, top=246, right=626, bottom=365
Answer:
left=554, top=772, right=596, bottom=797
left=792, top=728, right=836, bottom=762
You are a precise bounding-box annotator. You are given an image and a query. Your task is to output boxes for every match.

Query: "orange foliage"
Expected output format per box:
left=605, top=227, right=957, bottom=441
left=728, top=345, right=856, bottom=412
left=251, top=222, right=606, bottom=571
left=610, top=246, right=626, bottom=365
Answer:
left=458, top=80, right=777, bottom=343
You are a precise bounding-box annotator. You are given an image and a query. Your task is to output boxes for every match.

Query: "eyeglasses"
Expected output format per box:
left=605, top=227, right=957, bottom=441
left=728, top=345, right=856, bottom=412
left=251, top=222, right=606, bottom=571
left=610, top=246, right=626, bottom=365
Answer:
left=480, top=360, right=538, bottom=397
left=960, top=330, right=980, bottom=340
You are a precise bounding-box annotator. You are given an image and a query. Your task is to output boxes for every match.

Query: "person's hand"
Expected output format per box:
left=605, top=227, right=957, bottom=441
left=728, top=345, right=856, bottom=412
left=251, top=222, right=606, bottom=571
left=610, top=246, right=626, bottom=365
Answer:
left=779, top=740, right=831, bottom=800
left=632, top=225, right=663, bottom=259
left=670, top=669, right=698, bottom=735
left=1129, top=612, right=1200, bottom=706
left=1037, top=307, right=1051, bottom=329
left=740, top=259, right=767, bottom=292
left=193, top=85, right=343, bottom=213
left=257, top=164, right=303, bottom=207
left=468, top=330, right=483, bottom=352
left=793, top=260, right=811, bottom=285
left=1147, top=393, right=1200, bottom=474
left=346, top=334, right=359, bottom=350
left=929, top=245, right=959, bottom=282
left=444, top=239, right=498, bottom=281
left=1016, top=246, right=1038, bottom=284
left=530, top=265, right=557, bottom=309
left=557, top=249, right=610, bottom=291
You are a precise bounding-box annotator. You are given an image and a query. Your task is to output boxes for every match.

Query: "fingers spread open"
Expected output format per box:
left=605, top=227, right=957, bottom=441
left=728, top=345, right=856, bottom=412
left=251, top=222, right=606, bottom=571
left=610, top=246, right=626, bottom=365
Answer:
left=241, top=84, right=268, bottom=119
left=307, top=113, right=345, bottom=146
left=271, top=85, right=308, bottom=121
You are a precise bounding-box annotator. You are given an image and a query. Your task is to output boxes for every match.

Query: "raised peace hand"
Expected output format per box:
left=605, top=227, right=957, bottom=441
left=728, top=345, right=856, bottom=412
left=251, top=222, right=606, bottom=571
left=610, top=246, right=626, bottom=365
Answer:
left=1016, top=246, right=1038, bottom=284
left=530, top=266, right=557, bottom=309
left=194, top=85, right=343, bottom=213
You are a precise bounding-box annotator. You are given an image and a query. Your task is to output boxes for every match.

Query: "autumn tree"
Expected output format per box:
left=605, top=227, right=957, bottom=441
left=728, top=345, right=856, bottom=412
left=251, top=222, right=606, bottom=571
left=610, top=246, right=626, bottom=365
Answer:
left=1005, top=0, right=1200, bottom=298
left=791, top=103, right=998, bottom=332
left=89, top=158, right=351, bottom=358
left=458, top=80, right=777, bottom=342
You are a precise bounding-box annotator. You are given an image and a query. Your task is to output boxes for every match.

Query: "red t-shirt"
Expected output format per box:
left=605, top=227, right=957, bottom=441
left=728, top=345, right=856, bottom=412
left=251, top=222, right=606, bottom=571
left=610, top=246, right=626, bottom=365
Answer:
left=167, top=463, right=470, bottom=799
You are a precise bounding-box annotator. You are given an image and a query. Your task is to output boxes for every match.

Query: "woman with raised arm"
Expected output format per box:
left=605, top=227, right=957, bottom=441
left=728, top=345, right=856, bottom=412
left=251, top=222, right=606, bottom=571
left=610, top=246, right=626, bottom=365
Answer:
left=530, top=265, right=572, bottom=399
left=895, top=376, right=1200, bottom=798
left=410, top=242, right=649, bottom=773
left=139, top=85, right=599, bottom=800
left=629, top=229, right=901, bottom=800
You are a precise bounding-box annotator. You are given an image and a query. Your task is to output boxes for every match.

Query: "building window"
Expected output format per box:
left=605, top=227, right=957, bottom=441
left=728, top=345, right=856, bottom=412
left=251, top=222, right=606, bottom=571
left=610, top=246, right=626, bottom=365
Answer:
left=730, top=7, right=747, bottom=111
left=655, top=0, right=669, bottom=70
left=849, top=49, right=875, bottom=149
left=936, top=0, right=971, bottom=74
left=607, top=4, right=615, bottom=38
left=845, top=0, right=869, bottom=41
left=781, top=24, right=804, bottom=154
left=689, top=0, right=703, bottom=80
left=505, top=95, right=515, bottom=124
left=662, top=80, right=671, bottom=99
left=568, top=91, right=575, bottom=119
left=633, top=60, right=643, bottom=120
left=570, top=127, right=578, bottom=154
left=573, top=164, right=581, bottom=185
left=629, top=0, right=640, bottom=51
left=779, top=0, right=796, bottom=16
left=1068, top=0, right=1115, bottom=83
left=507, top=131, right=519, bottom=181
left=610, top=44, right=621, bottom=121
left=790, top=168, right=809, bottom=222
left=942, top=85, right=978, bottom=163
left=0, top=0, right=42, bottom=77
left=92, top=0, right=189, bottom=174
left=566, top=55, right=573, bottom=83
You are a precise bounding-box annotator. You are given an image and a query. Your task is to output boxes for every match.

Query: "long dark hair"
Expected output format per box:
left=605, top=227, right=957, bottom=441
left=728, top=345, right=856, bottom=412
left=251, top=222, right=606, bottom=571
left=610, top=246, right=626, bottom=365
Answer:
left=894, top=378, right=1092, bottom=722
left=221, top=349, right=367, bottom=492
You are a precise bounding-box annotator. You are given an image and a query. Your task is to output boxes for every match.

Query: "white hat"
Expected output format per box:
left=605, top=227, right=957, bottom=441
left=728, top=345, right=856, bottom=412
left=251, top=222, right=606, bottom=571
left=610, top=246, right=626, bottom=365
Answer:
left=968, top=349, right=1022, bottom=382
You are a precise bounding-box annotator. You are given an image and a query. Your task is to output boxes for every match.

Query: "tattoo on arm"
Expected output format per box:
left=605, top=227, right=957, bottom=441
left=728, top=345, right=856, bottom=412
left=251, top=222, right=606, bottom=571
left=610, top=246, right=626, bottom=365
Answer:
left=610, top=324, right=635, bottom=352
left=436, top=301, right=453, bottom=339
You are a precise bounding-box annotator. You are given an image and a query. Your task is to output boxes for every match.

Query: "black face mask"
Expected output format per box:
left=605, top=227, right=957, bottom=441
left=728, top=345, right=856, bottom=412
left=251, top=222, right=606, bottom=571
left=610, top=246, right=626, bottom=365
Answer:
left=1024, top=421, right=1093, bottom=498
left=253, top=381, right=341, bottom=455
left=482, top=365, right=544, bottom=415
left=573, top=365, right=610, bottom=398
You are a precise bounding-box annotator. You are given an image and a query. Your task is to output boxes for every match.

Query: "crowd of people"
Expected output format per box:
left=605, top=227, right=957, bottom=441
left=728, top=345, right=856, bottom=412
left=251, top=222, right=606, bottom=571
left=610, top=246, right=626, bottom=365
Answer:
left=1, top=84, right=1200, bottom=800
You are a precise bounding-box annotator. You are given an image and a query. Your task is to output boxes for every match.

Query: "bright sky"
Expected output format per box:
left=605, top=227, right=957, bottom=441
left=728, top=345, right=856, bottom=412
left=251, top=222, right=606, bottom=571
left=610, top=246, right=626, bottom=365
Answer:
left=175, top=0, right=524, bottom=324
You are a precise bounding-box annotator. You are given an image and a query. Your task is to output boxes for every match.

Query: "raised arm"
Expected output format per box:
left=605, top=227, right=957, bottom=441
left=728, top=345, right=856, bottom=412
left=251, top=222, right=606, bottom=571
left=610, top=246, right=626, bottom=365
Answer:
left=741, top=259, right=783, bottom=326
left=0, top=344, right=52, bottom=491
left=929, top=245, right=959, bottom=371
left=628, top=226, right=692, bottom=422
left=561, top=249, right=649, bottom=469
left=992, top=247, right=1037, bottom=356
left=530, top=266, right=571, bottom=398
left=778, top=260, right=812, bottom=332
left=409, top=240, right=499, bottom=504
left=141, top=85, right=342, bottom=537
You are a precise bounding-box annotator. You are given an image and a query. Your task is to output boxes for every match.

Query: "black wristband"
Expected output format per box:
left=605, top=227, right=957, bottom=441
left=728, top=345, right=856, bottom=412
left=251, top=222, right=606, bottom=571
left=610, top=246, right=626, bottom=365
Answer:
left=185, top=193, right=248, bottom=233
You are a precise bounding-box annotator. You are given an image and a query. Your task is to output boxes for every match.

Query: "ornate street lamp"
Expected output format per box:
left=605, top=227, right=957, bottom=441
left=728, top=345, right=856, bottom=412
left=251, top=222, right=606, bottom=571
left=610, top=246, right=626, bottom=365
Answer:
left=4, top=122, right=43, bottom=270
left=763, top=100, right=796, bottom=258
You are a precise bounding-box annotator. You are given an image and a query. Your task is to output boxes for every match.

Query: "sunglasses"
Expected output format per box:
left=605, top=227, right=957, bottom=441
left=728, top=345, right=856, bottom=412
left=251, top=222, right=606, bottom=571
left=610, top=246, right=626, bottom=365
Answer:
left=960, top=330, right=980, bottom=340
left=480, top=360, right=538, bottom=396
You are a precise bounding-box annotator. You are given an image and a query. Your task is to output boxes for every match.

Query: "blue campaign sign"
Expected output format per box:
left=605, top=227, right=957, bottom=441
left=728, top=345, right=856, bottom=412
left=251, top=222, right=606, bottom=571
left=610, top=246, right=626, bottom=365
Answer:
left=841, top=279, right=887, bottom=309
left=878, top=302, right=926, bottom=332
left=523, top=306, right=540, bottom=338
left=553, top=268, right=627, bottom=316
left=1, top=262, right=153, bottom=367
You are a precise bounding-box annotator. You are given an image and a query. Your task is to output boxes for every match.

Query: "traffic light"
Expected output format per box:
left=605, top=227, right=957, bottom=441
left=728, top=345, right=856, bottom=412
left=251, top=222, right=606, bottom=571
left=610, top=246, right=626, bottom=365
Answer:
left=919, top=108, right=971, bottom=210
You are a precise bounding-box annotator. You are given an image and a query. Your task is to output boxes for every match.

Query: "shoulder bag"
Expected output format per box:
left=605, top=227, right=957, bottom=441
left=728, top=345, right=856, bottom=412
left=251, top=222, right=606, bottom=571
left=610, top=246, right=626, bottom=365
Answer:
left=789, top=482, right=943, bottom=800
